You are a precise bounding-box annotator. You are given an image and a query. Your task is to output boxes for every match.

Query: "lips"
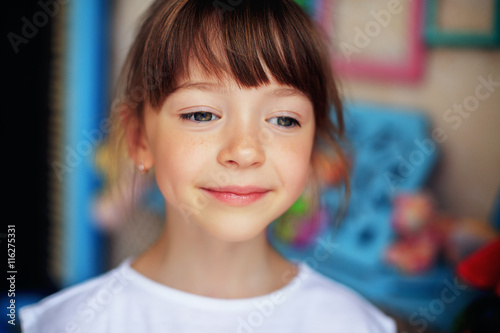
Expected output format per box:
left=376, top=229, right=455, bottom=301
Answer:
left=201, top=186, right=270, bottom=206
left=202, top=186, right=269, bottom=195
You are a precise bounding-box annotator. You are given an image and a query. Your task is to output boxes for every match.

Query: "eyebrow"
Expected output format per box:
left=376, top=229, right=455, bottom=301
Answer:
left=266, top=87, right=306, bottom=98
left=173, top=82, right=230, bottom=94
left=173, top=81, right=306, bottom=98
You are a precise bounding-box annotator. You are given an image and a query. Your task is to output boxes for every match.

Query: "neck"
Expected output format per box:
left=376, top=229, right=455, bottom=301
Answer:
left=132, top=204, right=297, bottom=299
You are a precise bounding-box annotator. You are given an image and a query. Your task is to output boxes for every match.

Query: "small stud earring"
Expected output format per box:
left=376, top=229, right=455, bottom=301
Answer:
left=138, top=163, right=147, bottom=174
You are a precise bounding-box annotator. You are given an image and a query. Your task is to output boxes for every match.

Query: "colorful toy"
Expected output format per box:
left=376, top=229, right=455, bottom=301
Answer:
left=457, top=238, right=500, bottom=296
left=385, top=192, right=443, bottom=273
left=452, top=238, right=500, bottom=332
left=385, top=192, right=498, bottom=274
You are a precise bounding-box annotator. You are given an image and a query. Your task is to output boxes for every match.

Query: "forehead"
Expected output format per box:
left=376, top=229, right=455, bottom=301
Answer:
left=173, top=59, right=307, bottom=98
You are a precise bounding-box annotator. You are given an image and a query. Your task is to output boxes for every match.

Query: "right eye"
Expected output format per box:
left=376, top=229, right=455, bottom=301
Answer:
left=179, top=111, right=220, bottom=122
left=267, top=116, right=301, bottom=128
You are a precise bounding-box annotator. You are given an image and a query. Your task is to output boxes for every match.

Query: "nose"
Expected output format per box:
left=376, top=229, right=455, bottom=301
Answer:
left=217, top=125, right=266, bottom=169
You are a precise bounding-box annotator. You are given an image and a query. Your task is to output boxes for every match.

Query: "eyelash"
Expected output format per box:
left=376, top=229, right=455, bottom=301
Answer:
left=179, top=111, right=301, bottom=128
left=179, top=111, right=220, bottom=122
left=268, top=116, right=301, bottom=128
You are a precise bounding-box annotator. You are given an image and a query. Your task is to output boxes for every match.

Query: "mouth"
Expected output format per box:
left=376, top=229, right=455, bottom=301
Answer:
left=201, top=186, right=270, bottom=206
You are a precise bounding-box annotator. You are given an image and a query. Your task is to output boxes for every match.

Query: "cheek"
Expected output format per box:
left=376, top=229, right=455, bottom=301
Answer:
left=152, top=131, right=214, bottom=201
left=275, top=136, right=314, bottom=194
left=151, top=132, right=182, bottom=193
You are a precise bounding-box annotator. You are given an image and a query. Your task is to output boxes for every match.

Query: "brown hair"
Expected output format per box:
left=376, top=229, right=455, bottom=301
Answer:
left=104, top=0, right=349, bottom=230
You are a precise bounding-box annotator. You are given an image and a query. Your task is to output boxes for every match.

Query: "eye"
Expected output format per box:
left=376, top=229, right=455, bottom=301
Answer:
left=179, top=111, right=220, bottom=122
left=268, top=116, right=301, bottom=128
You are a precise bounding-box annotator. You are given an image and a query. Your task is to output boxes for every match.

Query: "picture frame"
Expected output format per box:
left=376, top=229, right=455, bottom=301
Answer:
left=293, top=0, right=316, bottom=16
left=425, top=0, right=500, bottom=47
left=315, top=0, right=425, bottom=82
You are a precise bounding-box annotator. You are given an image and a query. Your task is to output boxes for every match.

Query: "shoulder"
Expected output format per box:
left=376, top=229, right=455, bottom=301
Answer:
left=288, top=262, right=397, bottom=333
left=20, top=259, right=136, bottom=333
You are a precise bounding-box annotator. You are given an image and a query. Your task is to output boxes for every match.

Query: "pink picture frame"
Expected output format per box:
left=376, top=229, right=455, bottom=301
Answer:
left=315, top=0, right=425, bottom=82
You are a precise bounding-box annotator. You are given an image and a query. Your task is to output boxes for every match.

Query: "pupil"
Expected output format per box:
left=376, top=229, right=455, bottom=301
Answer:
left=197, top=112, right=210, bottom=121
left=278, top=117, right=290, bottom=126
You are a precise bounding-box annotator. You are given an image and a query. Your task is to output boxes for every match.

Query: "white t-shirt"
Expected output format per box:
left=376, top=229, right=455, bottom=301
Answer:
left=20, top=259, right=396, bottom=333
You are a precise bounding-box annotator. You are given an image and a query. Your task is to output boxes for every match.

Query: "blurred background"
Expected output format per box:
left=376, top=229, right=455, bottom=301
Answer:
left=3, top=0, right=500, bottom=332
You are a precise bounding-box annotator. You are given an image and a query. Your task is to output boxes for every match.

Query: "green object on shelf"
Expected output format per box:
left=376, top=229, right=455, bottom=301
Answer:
left=425, top=0, right=500, bottom=48
left=288, top=196, right=309, bottom=215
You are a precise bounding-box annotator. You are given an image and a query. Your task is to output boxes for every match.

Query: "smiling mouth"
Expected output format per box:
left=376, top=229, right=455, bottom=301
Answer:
left=201, top=187, right=270, bottom=206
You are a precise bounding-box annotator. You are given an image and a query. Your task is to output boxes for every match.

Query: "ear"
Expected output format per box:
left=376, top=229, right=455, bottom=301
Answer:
left=123, top=107, right=154, bottom=171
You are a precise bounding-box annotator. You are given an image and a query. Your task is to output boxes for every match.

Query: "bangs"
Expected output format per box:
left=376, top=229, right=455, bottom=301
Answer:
left=133, top=0, right=332, bottom=114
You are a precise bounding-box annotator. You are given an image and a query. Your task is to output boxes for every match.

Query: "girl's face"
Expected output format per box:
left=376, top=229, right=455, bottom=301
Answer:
left=140, top=65, right=315, bottom=242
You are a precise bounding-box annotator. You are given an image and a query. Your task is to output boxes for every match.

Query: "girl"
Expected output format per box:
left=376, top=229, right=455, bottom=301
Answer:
left=21, top=0, right=396, bottom=332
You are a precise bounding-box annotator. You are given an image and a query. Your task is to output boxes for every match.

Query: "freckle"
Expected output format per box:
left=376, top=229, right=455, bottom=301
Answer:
left=191, top=134, right=213, bottom=147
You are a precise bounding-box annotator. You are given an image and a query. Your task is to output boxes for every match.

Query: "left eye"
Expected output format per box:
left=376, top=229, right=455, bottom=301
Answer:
left=179, top=112, right=220, bottom=122
left=268, top=116, right=301, bottom=128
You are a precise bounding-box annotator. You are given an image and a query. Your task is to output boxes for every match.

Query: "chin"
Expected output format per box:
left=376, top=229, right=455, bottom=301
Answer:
left=200, top=216, right=270, bottom=243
